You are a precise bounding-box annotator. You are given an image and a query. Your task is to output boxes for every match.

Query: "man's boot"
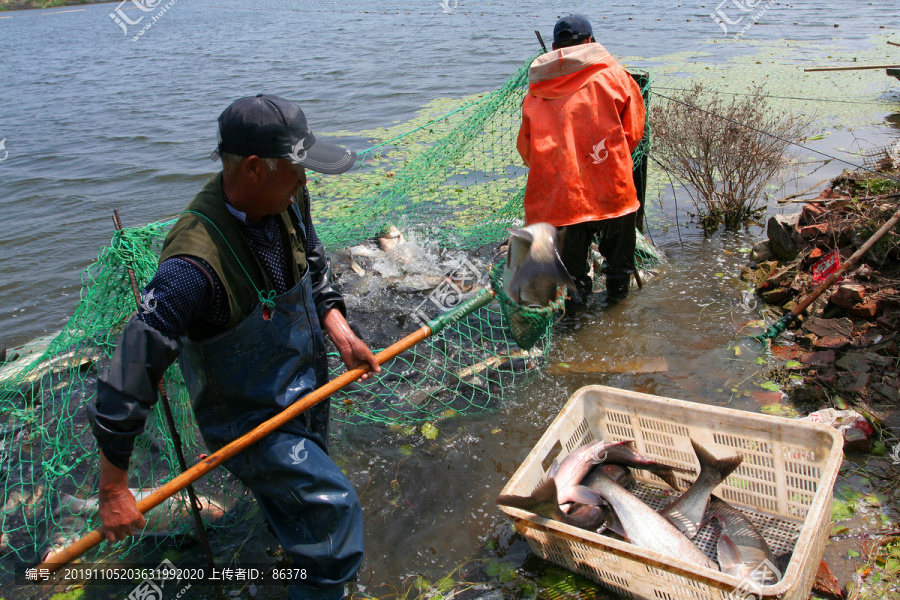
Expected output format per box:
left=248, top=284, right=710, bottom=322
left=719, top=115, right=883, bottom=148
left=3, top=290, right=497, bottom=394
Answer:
left=605, top=275, right=631, bottom=305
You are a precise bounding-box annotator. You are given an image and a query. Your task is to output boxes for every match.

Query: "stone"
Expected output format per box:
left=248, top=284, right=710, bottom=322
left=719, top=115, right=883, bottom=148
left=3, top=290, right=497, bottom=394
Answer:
left=836, top=371, right=869, bottom=395
left=762, top=287, right=792, bottom=304
left=835, top=352, right=871, bottom=373
left=798, top=223, right=830, bottom=239
left=803, top=316, right=853, bottom=338
left=801, top=350, right=836, bottom=365
left=767, top=215, right=800, bottom=262
left=847, top=299, right=878, bottom=319
left=803, top=247, right=826, bottom=268
left=872, top=383, right=900, bottom=403
left=843, top=427, right=872, bottom=454
left=876, top=313, right=898, bottom=331
left=791, top=385, right=828, bottom=405
left=831, top=283, right=866, bottom=308
left=764, top=265, right=798, bottom=289
left=801, top=202, right=826, bottom=224
left=814, top=335, right=852, bottom=350
left=750, top=240, right=776, bottom=263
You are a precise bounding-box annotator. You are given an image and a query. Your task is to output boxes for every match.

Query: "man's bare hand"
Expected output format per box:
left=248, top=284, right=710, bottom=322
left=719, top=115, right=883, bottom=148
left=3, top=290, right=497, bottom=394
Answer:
left=321, top=309, right=380, bottom=381
left=98, top=451, right=146, bottom=542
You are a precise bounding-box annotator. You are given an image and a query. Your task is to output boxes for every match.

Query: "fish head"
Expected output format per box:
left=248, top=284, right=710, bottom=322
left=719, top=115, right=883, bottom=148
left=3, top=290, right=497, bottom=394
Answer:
left=504, top=223, right=577, bottom=306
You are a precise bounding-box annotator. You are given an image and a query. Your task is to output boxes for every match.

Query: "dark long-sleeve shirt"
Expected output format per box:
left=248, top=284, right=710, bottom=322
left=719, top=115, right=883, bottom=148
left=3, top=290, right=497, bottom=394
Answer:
left=90, top=187, right=343, bottom=469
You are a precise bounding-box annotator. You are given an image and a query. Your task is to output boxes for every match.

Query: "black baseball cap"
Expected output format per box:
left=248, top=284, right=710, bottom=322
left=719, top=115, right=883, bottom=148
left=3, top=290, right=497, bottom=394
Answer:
left=210, top=94, right=356, bottom=175
left=553, top=14, right=593, bottom=47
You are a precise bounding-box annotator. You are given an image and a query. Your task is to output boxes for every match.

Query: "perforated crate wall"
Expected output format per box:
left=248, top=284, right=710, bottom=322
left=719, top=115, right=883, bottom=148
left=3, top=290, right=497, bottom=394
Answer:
left=498, top=385, right=843, bottom=600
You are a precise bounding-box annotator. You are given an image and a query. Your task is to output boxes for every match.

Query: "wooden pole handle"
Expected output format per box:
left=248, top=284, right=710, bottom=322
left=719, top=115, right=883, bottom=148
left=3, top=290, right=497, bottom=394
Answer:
left=39, top=326, right=432, bottom=571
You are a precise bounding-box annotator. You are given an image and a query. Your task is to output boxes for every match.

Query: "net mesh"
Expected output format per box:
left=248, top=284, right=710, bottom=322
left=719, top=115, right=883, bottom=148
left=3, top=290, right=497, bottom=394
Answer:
left=0, top=55, right=655, bottom=574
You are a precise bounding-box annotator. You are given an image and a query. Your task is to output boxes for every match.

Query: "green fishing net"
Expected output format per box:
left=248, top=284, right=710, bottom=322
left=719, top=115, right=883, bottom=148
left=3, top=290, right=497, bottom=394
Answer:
left=0, top=55, right=655, bottom=573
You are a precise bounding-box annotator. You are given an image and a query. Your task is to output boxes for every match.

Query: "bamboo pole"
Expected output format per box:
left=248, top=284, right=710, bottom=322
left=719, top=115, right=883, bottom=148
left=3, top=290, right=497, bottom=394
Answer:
left=804, top=64, right=900, bottom=72
left=38, top=288, right=495, bottom=573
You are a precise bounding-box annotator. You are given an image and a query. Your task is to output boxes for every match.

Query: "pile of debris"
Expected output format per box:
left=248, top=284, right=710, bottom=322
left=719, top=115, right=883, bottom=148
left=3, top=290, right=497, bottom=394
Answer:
left=742, top=169, right=900, bottom=412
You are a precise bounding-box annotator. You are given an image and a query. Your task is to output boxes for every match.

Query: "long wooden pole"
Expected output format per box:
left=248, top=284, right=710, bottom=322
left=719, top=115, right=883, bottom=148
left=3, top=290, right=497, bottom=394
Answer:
left=39, top=287, right=495, bottom=572
left=804, top=64, right=900, bottom=72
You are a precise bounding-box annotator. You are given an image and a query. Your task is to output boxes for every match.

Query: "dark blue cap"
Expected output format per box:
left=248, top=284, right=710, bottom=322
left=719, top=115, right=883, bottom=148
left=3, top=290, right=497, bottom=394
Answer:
left=211, top=94, right=355, bottom=174
left=553, top=14, right=593, bottom=47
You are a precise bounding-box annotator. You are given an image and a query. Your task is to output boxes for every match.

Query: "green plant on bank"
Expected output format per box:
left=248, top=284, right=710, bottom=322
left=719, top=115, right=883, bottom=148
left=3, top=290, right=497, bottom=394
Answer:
left=650, top=83, right=811, bottom=234
left=846, top=536, right=900, bottom=600
left=867, top=179, right=900, bottom=196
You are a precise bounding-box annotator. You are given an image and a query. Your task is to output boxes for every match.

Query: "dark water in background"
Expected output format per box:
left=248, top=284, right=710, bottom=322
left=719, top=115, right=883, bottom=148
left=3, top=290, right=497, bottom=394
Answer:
left=1, top=0, right=900, bottom=596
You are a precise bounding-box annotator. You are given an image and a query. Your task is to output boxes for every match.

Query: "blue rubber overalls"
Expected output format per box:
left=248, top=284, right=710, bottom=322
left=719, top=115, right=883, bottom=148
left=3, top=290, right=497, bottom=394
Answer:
left=180, top=267, right=363, bottom=600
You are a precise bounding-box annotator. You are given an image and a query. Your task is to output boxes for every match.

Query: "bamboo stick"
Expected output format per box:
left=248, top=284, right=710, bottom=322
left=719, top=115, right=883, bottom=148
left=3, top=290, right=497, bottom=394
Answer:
left=804, top=64, right=900, bottom=72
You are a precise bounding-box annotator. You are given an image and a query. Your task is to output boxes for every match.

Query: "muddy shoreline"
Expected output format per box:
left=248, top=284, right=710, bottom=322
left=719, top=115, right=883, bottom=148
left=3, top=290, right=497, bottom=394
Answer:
left=741, top=162, right=900, bottom=597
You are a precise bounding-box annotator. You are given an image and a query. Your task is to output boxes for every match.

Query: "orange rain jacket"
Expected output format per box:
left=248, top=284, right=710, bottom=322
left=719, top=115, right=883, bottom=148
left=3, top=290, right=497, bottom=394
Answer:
left=517, top=42, right=646, bottom=228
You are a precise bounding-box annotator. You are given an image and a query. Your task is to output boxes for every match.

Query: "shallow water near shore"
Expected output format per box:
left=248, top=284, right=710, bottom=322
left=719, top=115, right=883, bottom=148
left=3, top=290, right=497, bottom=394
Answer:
left=1, top=1, right=900, bottom=598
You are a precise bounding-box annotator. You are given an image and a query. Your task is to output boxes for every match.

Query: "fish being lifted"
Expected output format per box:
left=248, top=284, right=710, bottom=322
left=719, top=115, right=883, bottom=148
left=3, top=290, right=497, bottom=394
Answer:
left=503, top=223, right=577, bottom=307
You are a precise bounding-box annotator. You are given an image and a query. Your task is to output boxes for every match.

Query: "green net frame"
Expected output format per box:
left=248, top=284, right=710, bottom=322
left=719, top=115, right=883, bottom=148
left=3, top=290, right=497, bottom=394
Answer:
left=0, top=54, right=654, bottom=572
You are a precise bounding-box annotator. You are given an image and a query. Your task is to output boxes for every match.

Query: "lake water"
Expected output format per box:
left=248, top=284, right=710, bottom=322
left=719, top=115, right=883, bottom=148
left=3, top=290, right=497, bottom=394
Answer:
left=1, top=0, right=899, bottom=597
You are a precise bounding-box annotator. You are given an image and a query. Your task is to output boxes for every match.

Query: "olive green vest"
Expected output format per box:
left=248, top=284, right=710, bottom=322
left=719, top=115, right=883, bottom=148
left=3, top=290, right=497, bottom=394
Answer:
left=159, top=172, right=308, bottom=340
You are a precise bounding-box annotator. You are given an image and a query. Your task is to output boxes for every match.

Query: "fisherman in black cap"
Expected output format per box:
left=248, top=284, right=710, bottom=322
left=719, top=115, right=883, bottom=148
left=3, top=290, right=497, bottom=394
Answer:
left=518, top=15, right=646, bottom=310
left=88, top=94, right=379, bottom=600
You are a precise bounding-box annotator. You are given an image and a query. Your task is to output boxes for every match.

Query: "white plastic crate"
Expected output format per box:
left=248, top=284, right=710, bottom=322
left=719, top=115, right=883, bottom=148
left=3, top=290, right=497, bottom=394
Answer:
left=498, top=385, right=843, bottom=600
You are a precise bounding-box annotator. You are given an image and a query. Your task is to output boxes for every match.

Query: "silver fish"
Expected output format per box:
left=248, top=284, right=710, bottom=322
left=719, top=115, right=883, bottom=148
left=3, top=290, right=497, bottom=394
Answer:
left=659, top=440, right=742, bottom=539
left=601, top=440, right=692, bottom=491
left=503, top=223, right=577, bottom=307
left=709, top=496, right=781, bottom=584
left=583, top=473, right=719, bottom=570
left=549, top=440, right=622, bottom=506
left=496, top=478, right=609, bottom=531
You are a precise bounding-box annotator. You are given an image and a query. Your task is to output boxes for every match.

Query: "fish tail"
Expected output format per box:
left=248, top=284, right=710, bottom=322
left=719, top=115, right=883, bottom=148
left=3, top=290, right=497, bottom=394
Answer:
left=496, top=479, right=565, bottom=521
left=692, top=439, right=743, bottom=481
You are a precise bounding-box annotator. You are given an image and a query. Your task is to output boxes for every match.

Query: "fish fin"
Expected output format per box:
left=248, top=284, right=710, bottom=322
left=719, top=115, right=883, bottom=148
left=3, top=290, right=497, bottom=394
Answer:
left=604, top=510, right=627, bottom=539
left=552, top=251, right=579, bottom=293
left=654, top=467, right=685, bottom=492
left=691, top=439, right=743, bottom=480
left=717, top=533, right=743, bottom=575
left=509, top=228, right=535, bottom=243
left=496, top=479, right=558, bottom=514
left=665, top=507, right=701, bottom=539
left=548, top=459, right=560, bottom=480
left=570, top=485, right=601, bottom=506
